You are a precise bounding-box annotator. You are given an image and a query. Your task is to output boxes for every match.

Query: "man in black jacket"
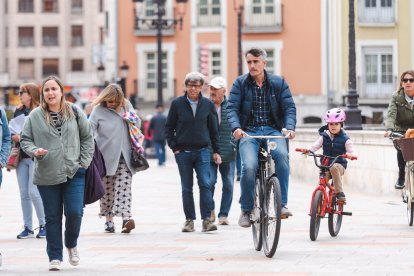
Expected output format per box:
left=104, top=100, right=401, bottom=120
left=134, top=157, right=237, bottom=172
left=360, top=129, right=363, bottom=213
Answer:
left=148, top=104, right=167, bottom=166
left=165, top=72, right=220, bottom=233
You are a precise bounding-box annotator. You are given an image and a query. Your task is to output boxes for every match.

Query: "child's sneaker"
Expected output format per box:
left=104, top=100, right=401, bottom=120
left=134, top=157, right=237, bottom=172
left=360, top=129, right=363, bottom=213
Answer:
left=336, top=192, right=346, bottom=201
left=36, top=226, right=46, bottom=238
left=17, top=227, right=34, bottom=239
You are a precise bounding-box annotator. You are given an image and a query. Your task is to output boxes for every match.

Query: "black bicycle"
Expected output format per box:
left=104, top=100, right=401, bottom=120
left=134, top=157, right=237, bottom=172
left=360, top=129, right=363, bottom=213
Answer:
left=245, top=133, right=289, bottom=258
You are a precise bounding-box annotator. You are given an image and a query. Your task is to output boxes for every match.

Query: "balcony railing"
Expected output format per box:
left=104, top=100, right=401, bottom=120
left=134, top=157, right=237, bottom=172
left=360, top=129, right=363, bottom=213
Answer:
left=137, top=78, right=176, bottom=102
left=243, top=0, right=282, bottom=33
left=358, top=0, right=396, bottom=25
left=133, top=3, right=176, bottom=36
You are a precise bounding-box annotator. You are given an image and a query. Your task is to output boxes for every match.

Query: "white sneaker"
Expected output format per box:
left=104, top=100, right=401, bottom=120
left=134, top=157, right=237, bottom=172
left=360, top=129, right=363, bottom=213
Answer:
left=67, top=247, right=80, bottom=266
left=49, top=260, right=61, bottom=271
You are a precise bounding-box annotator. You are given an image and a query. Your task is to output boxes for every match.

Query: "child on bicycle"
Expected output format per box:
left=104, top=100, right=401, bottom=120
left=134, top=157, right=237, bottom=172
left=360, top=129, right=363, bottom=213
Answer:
left=305, top=108, right=356, bottom=201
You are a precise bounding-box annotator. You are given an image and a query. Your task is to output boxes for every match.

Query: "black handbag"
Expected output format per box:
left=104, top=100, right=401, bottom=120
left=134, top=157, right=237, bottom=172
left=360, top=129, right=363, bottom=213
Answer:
left=131, top=149, right=149, bottom=171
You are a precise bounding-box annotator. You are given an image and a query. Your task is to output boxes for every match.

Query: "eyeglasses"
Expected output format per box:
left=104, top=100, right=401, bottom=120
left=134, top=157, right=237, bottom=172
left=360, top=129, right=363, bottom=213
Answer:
left=402, top=78, right=414, bottom=83
left=186, top=84, right=202, bottom=89
left=18, top=90, right=27, bottom=95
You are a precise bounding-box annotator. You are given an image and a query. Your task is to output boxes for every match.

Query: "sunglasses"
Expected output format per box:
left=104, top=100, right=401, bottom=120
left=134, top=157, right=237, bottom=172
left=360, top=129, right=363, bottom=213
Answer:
left=402, top=78, right=414, bottom=83
left=18, top=90, right=27, bottom=95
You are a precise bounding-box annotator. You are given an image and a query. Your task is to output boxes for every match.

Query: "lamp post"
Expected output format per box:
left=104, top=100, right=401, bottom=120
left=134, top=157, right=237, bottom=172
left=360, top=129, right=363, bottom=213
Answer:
left=233, top=0, right=244, bottom=76
left=97, top=63, right=105, bottom=90
left=118, top=61, right=129, bottom=96
left=344, top=0, right=362, bottom=130
left=133, top=0, right=188, bottom=106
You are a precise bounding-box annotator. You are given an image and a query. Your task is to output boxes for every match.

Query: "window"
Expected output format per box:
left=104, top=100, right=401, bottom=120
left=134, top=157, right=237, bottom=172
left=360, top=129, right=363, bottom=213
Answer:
left=19, top=0, right=34, bottom=13
left=18, top=59, right=35, bottom=79
left=245, top=0, right=281, bottom=31
left=362, top=47, right=394, bottom=98
left=18, top=27, right=34, bottom=47
left=71, top=59, right=83, bottom=71
left=43, top=0, right=58, bottom=13
left=264, top=49, right=274, bottom=75
left=100, top=27, right=104, bottom=44
left=358, top=0, right=395, bottom=24
left=71, top=25, right=83, bottom=46
left=210, top=50, right=221, bottom=76
left=43, top=58, right=59, bottom=77
left=145, top=52, right=167, bottom=89
left=71, top=0, right=82, bottom=14
left=42, top=27, right=58, bottom=46
left=5, top=27, right=8, bottom=47
left=198, top=0, right=221, bottom=26
left=99, top=0, right=104, bottom=13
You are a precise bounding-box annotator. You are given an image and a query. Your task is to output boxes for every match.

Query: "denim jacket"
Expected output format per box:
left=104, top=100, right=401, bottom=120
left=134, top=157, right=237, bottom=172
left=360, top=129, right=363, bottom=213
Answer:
left=0, top=108, right=11, bottom=168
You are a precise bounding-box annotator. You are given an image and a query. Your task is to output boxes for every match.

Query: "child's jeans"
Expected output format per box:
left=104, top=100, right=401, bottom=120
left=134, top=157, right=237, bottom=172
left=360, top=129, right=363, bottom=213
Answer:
left=326, top=163, right=345, bottom=193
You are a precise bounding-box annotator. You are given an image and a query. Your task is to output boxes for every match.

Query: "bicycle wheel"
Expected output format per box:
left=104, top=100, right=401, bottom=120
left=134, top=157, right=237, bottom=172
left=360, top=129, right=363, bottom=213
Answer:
left=262, top=176, right=282, bottom=258
left=328, top=197, right=343, bottom=237
left=310, top=190, right=323, bottom=241
left=407, top=201, right=414, bottom=226
left=252, top=178, right=263, bottom=250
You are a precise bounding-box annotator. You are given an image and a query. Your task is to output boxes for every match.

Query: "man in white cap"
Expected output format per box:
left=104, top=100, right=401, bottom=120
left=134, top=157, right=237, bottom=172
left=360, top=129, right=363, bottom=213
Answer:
left=208, top=77, right=236, bottom=225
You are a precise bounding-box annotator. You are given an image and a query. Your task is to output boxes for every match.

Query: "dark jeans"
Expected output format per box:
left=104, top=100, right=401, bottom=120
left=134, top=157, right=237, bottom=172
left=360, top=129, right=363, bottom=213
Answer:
left=174, top=148, right=213, bottom=220
left=210, top=161, right=235, bottom=218
left=153, top=141, right=166, bottom=165
left=37, top=168, right=86, bottom=261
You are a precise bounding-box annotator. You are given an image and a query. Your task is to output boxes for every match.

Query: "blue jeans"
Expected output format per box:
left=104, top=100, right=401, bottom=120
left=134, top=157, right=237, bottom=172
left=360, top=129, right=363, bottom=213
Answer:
left=236, top=149, right=241, bottom=178
left=153, top=141, right=166, bottom=165
left=210, top=161, right=235, bottom=218
left=174, top=148, right=212, bottom=220
left=239, top=126, right=290, bottom=211
left=16, top=158, right=45, bottom=230
left=37, top=168, right=86, bottom=261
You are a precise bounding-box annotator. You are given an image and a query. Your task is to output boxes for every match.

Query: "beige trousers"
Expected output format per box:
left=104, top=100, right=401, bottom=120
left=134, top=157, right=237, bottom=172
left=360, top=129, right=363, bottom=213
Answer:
left=326, top=163, right=345, bottom=193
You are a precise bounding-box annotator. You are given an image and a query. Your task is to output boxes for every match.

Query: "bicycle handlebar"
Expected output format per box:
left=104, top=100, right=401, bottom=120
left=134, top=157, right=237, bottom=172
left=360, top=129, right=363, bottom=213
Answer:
left=295, top=148, right=357, bottom=169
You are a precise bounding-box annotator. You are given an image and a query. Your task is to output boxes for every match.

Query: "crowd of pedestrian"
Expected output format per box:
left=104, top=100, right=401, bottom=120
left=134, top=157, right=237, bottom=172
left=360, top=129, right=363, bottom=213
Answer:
left=6, top=47, right=414, bottom=272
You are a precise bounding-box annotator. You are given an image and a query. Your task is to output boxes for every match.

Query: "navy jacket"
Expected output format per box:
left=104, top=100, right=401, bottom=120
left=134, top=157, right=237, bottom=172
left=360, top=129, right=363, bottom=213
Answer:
left=319, top=125, right=349, bottom=169
left=165, top=93, right=220, bottom=153
left=227, top=71, right=296, bottom=132
left=148, top=112, right=167, bottom=143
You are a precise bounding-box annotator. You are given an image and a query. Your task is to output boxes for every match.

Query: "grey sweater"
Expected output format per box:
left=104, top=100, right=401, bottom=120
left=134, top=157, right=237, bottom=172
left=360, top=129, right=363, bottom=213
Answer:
left=89, top=101, right=138, bottom=176
left=20, top=105, right=94, bottom=185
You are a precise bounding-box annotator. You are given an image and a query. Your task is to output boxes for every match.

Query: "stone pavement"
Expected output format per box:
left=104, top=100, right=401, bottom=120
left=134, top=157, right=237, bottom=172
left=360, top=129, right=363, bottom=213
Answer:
left=1, top=157, right=414, bottom=276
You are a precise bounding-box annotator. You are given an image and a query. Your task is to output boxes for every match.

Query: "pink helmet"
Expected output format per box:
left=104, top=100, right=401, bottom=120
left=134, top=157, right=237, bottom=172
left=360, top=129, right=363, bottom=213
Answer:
left=324, top=108, right=346, bottom=123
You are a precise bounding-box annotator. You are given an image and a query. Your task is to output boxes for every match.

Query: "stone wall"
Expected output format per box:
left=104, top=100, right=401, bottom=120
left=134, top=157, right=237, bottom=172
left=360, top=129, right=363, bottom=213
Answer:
left=290, top=129, right=399, bottom=195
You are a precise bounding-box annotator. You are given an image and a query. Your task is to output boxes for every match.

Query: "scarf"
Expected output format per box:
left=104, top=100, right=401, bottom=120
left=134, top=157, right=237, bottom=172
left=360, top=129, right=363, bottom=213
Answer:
left=123, top=111, right=145, bottom=155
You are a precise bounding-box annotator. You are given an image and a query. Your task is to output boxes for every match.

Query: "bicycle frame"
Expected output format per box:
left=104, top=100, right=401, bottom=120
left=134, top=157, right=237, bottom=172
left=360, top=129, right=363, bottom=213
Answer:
left=309, top=166, right=335, bottom=218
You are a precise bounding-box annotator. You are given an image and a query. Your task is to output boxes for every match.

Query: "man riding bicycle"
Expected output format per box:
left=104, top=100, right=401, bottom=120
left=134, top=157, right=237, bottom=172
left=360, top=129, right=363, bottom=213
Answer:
left=227, top=47, right=296, bottom=228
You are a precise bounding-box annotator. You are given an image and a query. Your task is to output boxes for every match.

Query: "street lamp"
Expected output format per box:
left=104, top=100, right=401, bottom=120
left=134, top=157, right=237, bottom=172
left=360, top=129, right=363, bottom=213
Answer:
left=233, top=0, right=244, bottom=76
left=97, top=63, right=105, bottom=87
left=118, top=61, right=129, bottom=96
left=132, top=0, right=188, bottom=106
left=344, top=0, right=362, bottom=130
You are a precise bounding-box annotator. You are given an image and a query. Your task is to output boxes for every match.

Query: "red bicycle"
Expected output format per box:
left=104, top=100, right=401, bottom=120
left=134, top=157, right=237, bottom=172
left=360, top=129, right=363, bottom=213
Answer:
left=296, top=148, right=357, bottom=241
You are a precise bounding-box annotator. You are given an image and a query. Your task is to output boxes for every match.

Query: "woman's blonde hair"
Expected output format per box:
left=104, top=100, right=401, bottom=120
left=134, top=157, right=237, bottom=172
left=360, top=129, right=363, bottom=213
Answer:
left=91, top=83, right=126, bottom=108
left=19, top=82, right=40, bottom=111
left=40, top=75, right=74, bottom=124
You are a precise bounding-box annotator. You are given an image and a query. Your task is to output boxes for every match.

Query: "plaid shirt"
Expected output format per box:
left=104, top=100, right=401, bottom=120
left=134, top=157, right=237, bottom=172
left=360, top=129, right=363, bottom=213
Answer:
left=247, top=79, right=275, bottom=128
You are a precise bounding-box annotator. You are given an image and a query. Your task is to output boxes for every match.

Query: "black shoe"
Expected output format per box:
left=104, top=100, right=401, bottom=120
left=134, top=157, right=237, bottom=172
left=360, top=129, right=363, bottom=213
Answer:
left=336, top=192, right=346, bottom=201
left=395, top=179, right=405, bottom=189
left=236, top=176, right=240, bottom=181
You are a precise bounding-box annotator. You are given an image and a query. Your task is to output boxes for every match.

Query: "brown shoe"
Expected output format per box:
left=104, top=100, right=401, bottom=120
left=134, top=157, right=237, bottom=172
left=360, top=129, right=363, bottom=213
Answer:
left=202, top=219, right=217, bottom=232
left=210, top=210, right=216, bottom=223
left=121, top=219, right=135, bottom=233
left=218, top=216, right=229, bottom=225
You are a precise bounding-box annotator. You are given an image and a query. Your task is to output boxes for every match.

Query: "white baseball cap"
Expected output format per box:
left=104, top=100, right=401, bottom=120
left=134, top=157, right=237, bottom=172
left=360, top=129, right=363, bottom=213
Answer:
left=209, top=77, right=227, bottom=89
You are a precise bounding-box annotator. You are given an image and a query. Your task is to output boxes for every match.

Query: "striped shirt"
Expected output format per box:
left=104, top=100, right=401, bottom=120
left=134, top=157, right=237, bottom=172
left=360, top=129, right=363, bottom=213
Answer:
left=50, top=111, right=62, bottom=136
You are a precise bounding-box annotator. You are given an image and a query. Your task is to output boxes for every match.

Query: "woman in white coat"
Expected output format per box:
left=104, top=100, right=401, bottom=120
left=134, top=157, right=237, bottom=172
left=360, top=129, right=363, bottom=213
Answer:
left=89, top=84, right=139, bottom=234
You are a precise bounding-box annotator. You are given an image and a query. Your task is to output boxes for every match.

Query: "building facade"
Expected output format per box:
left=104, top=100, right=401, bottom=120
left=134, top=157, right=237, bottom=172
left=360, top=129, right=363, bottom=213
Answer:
left=0, top=0, right=106, bottom=107
left=118, top=0, right=324, bottom=125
